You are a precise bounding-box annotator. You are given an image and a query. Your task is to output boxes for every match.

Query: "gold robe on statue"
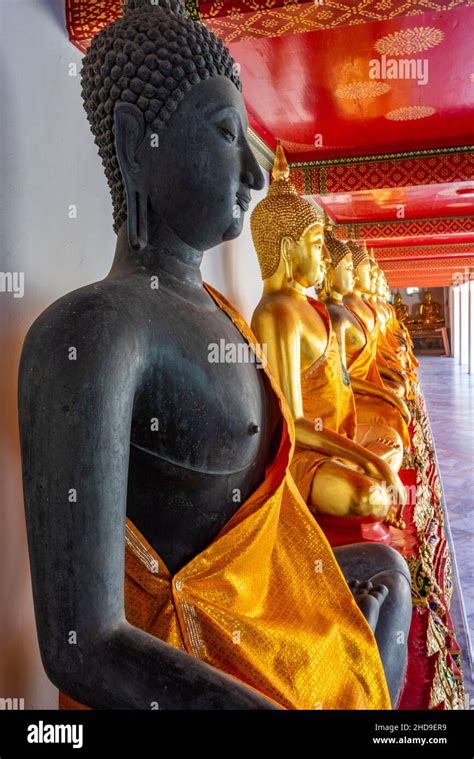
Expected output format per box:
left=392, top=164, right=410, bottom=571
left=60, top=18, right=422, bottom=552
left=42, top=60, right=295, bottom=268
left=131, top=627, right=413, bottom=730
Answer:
left=59, top=285, right=390, bottom=711
left=344, top=304, right=410, bottom=448
left=288, top=297, right=358, bottom=504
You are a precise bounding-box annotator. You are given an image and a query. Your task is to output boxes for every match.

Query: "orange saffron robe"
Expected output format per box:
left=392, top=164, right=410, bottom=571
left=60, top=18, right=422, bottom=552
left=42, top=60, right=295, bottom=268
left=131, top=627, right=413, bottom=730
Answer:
left=373, top=303, right=417, bottom=383
left=289, top=297, right=358, bottom=503
left=387, top=309, right=419, bottom=370
left=59, top=285, right=390, bottom=711
left=344, top=304, right=410, bottom=448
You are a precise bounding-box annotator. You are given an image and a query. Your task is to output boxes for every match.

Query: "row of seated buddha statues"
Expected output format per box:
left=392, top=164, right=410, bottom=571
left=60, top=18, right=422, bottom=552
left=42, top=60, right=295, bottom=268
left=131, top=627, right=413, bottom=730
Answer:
left=394, top=291, right=409, bottom=323
left=250, top=145, right=410, bottom=548
left=341, top=248, right=419, bottom=397
left=18, top=0, right=413, bottom=712
left=399, top=289, right=444, bottom=328
left=403, top=288, right=444, bottom=329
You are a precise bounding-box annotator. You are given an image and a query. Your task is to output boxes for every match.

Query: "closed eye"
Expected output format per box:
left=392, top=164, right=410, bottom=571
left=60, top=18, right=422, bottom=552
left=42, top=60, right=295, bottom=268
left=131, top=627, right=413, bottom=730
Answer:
left=219, top=126, right=236, bottom=143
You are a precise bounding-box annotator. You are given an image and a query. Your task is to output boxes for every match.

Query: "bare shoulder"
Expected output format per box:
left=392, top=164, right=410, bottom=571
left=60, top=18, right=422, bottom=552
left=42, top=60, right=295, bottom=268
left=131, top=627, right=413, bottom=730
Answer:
left=252, top=292, right=302, bottom=330
left=23, top=279, right=140, bottom=354
left=20, top=279, right=145, bottom=387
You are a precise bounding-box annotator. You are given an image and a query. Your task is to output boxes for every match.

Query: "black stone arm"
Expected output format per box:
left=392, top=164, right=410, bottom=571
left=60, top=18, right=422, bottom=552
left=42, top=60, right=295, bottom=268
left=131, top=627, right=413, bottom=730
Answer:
left=50, top=621, right=278, bottom=710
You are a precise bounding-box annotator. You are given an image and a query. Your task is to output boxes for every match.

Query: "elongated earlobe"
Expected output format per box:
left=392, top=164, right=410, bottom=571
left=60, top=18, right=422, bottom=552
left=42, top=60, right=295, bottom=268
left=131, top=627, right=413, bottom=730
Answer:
left=127, top=187, right=148, bottom=250
left=281, top=237, right=293, bottom=283
left=114, top=103, right=148, bottom=250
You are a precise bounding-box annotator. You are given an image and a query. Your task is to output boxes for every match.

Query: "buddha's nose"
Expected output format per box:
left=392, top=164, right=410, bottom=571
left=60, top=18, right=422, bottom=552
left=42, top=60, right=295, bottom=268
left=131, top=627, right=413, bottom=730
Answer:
left=242, top=147, right=265, bottom=191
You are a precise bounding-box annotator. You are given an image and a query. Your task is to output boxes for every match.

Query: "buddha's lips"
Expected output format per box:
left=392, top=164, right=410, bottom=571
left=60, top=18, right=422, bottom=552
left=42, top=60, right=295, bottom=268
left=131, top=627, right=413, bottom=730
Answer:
left=236, top=193, right=251, bottom=212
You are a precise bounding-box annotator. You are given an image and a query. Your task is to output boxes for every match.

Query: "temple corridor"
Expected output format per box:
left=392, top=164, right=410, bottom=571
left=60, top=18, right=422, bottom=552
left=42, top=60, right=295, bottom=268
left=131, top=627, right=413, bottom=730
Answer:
left=418, top=356, right=474, bottom=684
left=2, top=1, right=473, bottom=742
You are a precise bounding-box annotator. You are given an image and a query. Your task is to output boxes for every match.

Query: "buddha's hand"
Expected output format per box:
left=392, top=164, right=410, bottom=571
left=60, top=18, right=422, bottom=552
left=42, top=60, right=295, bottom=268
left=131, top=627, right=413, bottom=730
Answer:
left=387, top=392, right=411, bottom=425
left=378, top=463, right=407, bottom=510
left=364, top=456, right=407, bottom=515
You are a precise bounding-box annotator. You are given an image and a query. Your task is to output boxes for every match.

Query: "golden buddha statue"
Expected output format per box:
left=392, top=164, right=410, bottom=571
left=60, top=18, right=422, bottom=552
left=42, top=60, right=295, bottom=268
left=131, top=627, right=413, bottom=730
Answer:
left=394, top=291, right=409, bottom=323
left=320, top=232, right=409, bottom=482
left=381, top=277, right=419, bottom=372
left=408, top=289, right=444, bottom=326
left=250, top=145, right=406, bottom=546
left=344, top=241, right=411, bottom=400
left=369, top=263, right=419, bottom=388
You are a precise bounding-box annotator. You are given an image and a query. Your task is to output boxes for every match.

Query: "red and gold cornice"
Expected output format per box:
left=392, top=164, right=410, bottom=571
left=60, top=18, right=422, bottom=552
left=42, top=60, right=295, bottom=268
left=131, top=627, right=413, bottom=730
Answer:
left=382, top=255, right=474, bottom=286
left=333, top=215, right=474, bottom=241
left=66, top=0, right=473, bottom=51
left=376, top=243, right=474, bottom=261
left=289, top=147, right=474, bottom=196
left=382, top=256, right=474, bottom=273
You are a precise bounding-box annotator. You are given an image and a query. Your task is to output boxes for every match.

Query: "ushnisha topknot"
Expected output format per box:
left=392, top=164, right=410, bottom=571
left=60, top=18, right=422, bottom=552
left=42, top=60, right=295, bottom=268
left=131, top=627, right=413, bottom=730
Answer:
left=368, top=247, right=378, bottom=266
left=324, top=230, right=352, bottom=269
left=81, top=0, right=242, bottom=232
left=251, top=142, right=324, bottom=280
left=347, top=239, right=370, bottom=270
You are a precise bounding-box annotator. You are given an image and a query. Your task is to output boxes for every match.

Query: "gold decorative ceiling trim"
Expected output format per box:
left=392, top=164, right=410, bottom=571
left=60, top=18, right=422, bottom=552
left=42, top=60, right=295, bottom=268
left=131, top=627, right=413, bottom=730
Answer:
left=377, top=243, right=474, bottom=260
left=290, top=144, right=474, bottom=170
left=333, top=216, right=474, bottom=241
left=66, top=0, right=473, bottom=50
left=336, top=214, right=474, bottom=227
left=292, top=151, right=474, bottom=196
left=200, top=0, right=472, bottom=44
left=382, top=256, right=474, bottom=271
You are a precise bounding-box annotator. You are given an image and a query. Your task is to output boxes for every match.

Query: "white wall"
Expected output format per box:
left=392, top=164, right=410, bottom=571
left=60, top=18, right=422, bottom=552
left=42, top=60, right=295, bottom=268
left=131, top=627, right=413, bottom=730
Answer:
left=0, top=0, right=267, bottom=708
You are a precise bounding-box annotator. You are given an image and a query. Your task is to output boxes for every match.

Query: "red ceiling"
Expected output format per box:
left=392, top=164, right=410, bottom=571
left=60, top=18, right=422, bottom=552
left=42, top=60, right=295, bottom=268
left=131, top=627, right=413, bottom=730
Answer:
left=224, top=2, right=474, bottom=285
left=316, top=182, right=474, bottom=225
left=66, top=0, right=474, bottom=287
left=230, top=6, right=474, bottom=162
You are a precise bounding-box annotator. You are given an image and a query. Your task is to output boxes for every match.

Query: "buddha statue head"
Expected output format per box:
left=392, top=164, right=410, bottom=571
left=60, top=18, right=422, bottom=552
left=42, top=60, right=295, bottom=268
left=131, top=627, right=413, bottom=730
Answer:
left=321, top=231, right=354, bottom=298
left=368, top=257, right=382, bottom=296
left=369, top=258, right=389, bottom=300
left=250, top=142, right=324, bottom=289
left=347, top=239, right=371, bottom=293
left=81, top=0, right=264, bottom=252
left=424, top=289, right=433, bottom=304
left=381, top=272, right=391, bottom=301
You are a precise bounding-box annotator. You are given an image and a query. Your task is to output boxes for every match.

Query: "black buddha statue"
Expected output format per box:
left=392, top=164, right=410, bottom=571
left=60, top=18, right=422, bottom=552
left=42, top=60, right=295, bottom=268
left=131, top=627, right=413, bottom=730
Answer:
left=18, top=0, right=412, bottom=710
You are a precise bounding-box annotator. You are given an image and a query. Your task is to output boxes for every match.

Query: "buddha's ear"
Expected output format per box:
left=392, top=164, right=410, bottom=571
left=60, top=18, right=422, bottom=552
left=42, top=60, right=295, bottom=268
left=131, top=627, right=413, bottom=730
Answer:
left=280, top=236, right=294, bottom=260
left=280, top=236, right=294, bottom=282
left=114, top=103, right=148, bottom=250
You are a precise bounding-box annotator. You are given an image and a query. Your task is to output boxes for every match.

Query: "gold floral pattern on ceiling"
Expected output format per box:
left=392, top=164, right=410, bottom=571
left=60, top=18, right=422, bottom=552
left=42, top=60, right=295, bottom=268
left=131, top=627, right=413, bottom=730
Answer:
left=200, top=0, right=471, bottom=44
left=335, top=82, right=391, bottom=99
left=66, top=0, right=473, bottom=50
left=374, top=26, right=445, bottom=55
left=386, top=105, right=436, bottom=120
